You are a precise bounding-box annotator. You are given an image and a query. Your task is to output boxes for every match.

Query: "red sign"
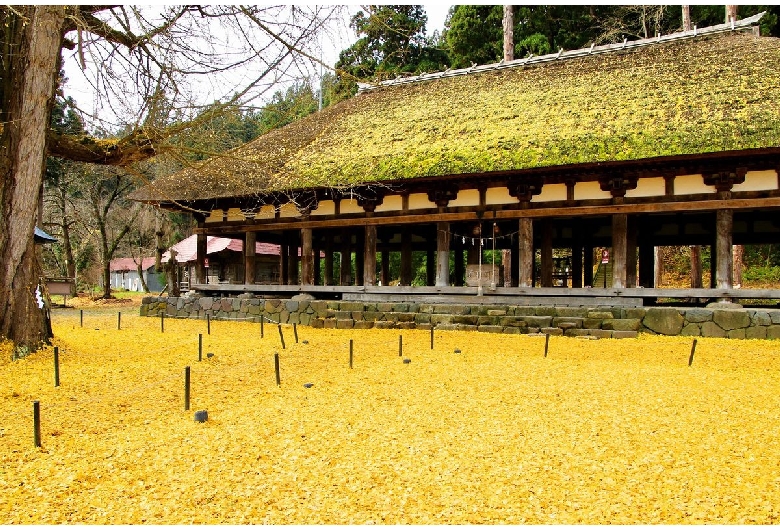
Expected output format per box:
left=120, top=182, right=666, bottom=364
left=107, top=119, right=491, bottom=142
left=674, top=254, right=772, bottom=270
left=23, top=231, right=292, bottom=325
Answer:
left=204, top=258, right=209, bottom=268
left=601, top=249, right=609, bottom=264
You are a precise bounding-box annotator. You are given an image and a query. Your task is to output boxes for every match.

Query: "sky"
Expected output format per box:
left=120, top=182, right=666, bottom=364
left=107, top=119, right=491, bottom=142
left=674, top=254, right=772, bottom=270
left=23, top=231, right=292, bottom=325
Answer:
left=62, top=5, right=452, bottom=131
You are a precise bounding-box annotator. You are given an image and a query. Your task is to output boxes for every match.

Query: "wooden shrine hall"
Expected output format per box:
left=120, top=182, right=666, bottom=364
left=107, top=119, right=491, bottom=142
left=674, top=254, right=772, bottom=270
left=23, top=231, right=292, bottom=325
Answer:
left=132, top=14, right=780, bottom=306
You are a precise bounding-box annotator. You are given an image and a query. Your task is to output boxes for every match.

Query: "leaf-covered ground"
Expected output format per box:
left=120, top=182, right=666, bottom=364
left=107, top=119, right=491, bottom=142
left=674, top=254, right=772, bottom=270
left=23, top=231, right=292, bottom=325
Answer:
left=1, top=310, right=779, bottom=524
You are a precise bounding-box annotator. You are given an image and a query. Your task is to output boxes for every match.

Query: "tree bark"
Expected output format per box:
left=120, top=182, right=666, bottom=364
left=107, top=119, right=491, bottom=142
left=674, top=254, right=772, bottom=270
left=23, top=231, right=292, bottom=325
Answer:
left=690, top=245, right=703, bottom=288
left=733, top=244, right=744, bottom=288
left=503, top=6, right=514, bottom=62
left=0, top=6, right=65, bottom=350
left=682, top=5, right=692, bottom=31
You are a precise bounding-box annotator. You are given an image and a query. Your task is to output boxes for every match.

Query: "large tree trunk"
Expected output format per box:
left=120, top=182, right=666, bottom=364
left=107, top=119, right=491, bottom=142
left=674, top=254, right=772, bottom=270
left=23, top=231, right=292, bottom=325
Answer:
left=682, top=6, right=692, bottom=31
left=0, top=6, right=65, bottom=351
left=502, top=6, right=514, bottom=62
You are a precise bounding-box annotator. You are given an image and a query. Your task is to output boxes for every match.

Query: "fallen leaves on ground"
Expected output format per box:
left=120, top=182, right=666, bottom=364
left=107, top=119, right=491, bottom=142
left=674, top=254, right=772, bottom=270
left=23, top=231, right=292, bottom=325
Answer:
left=1, top=310, right=779, bottom=524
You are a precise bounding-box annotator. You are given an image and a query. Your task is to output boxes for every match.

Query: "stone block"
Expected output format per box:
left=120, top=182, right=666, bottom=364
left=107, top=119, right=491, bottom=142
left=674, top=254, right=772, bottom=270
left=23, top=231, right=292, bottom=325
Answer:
left=746, top=326, right=767, bottom=339
left=700, top=321, right=726, bottom=338
left=503, top=326, right=524, bottom=335
left=265, top=300, right=281, bottom=313
left=553, top=317, right=583, bottom=328
left=684, top=309, right=713, bottom=323
left=310, top=301, right=328, bottom=314
left=418, top=304, right=435, bottom=314
left=522, top=316, right=553, bottom=328
left=435, top=324, right=458, bottom=331
left=540, top=327, right=563, bottom=336
left=623, top=308, right=647, bottom=320
left=713, top=309, right=750, bottom=331
left=452, top=315, right=478, bottom=325
left=582, top=318, right=603, bottom=330
left=374, top=321, right=396, bottom=329
left=323, top=319, right=337, bottom=329
left=334, top=311, right=352, bottom=320
left=434, top=304, right=470, bottom=315
left=750, top=311, right=772, bottom=327
left=416, top=323, right=433, bottom=331
left=589, top=329, right=613, bottom=339
left=140, top=305, right=148, bottom=316
left=285, top=300, right=299, bottom=313
left=326, top=301, right=341, bottom=310
left=565, top=328, right=590, bottom=337
left=770, top=312, right=780, bottom=325
left=363, top=311, right=384, bottom=322
left=431, top=315, right=454, bottom=326
left=680, top=323, right=701, bottom=336
left=392, top=303, right=409, bottom=312
left=351, top=311, right=364, bottom=321
left=727, top=328, right=746, bottom=339
left=487, top=309, right=507, bottom=316
left=325, top=309, right=336, bottom=319
left=555, top=307, right=589, bottom=318
left=478, top=325, right=504, bottom=334
left=535, top=307, right=557, bottom=317
left=643, top=308, right=684, bottom=336
left=397, top=322, right=415, bottom=330
left=478, top=316, right=499, bottom=326
left=340, top=302, right=364, bottom=312
left=513, top=307, right=538, bottom=316
left=602, top=319, right=641, bottom=332
left=415, top=314, right=432, bottom=324
left=407, top=304, right=420, bottom=313
left=353, top=320, right=374, bottom=330
left=396, top=312, right=416, bottom=323
left=612, top=330, right=638, bottom=339
left=336, top=319, right=354, bottom=329
left=279, top=310, right=290, bottom=324
left=767, top=325, right=780, bottom=339
left=587, top=311, right=614, bottom=320
left=299, top=313, right=311, bottom=326
left=499, top=317, right=527, bottom=328
left=288, top=312, right=300, bottom=325
left=454, top=324, right=478, bottom=332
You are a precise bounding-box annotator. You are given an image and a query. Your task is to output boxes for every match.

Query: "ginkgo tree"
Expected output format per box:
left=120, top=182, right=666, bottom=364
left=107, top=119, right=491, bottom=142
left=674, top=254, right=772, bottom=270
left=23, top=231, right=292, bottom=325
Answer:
left=0, top=5, right=340, bottom=353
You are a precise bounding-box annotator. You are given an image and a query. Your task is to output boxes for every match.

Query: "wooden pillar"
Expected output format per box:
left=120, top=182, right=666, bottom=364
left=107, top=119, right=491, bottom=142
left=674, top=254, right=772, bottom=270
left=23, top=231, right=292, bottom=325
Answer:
left=612, top=213, right=628, bottom=289
left=626, top=216, right=637, bottom=288
left=355, top=228, right=365, bottom=286
left=400, top=229, right=412, bottom=286
left=715, top=208, right=733, bottom=289
left=584, top=243, right=594, bottom=287
left=196, top=233, right=207, bottom=284
left=436, top=222, right=450, bottom=287
left=540, top=220, right=553, bottom=288
left=426, top=248, right=435, bottom=286
left=690, top=245, right=703, bottom=288
left=364, top=225, right=377, bottom=286
left=340, top=228, right=351, bottom=286
left=518, top=218, right=533, bottom=288
left=300, top=228, right=313, bottom=286
left=244, top=231, right=256, bottom=284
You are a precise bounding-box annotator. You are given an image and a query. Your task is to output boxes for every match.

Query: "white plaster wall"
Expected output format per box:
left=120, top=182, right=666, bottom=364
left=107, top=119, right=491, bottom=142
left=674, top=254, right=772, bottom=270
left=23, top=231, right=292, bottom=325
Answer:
left=205, top=209, right=222, bottom=223
left=408, top=193, right=435, bottom=210
left=278, top=203, right=301, bottom=218
left=339, top=198, right=364, bottom=214
left=674, top=174, right=715, bottom=195
left=485, top=187, right=516, bottom=205
left=448, top=189, right=480, bottom=208
left=256, top=204, right=276, bottom=220
left=226, top=207, right=245, bottom=222
left=732, top=170, right=778, bottom=193
left=375, top=194, right=403, bottom=213
left=312, top=200, right=336, bottom=216
left=625, top=177, right=666, bottom=198
left=574, top=181, right=612, bottom=201
left=532, top=183, right=567, bottom=202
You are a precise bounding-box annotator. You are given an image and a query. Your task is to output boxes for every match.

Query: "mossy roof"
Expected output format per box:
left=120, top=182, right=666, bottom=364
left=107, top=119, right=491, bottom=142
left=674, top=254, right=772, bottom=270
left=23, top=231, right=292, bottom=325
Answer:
left=137, top=31, right=780, bottom=204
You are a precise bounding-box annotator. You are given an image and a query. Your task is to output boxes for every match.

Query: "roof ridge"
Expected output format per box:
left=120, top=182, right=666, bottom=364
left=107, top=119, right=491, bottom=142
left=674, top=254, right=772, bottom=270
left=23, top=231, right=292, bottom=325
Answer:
left=358, top=11, right=766, bottom=93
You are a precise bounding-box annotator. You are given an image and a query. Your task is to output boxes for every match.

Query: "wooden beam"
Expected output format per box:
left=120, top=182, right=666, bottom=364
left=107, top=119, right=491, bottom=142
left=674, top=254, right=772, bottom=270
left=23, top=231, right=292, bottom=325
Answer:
left=612, top=213, right=628, bottom=289
left=364, top=225, right=377, bottom=287
left=716, top=208, right=733, bottom=289
left=196, top=233, right=207, bottom=284
left=245, top=231, right=256, bottom=284
left=518, top=218, right=533, bottom=288
left=301, top=228, right=313, bottom=286
left=436, top=221, right=450, bottom=287
left=194, top=196, right=780, bottom=235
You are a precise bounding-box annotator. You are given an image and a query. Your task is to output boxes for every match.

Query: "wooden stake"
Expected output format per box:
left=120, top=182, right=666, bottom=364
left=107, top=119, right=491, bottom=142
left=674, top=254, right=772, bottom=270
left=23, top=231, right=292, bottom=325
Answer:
left=117, top=312, right=121, bottom=330
left=688, top=339, right=698, bottom=367
left=80, top=309, right=83, bottom=327
left=278, top=325, right=286, bottom=350
left=198, top=334, right=202, bottom=362
left=399, top=335, right=403, bottom=357
left=207, top=314, right=211, bottom=335
left=544, top=334, right=550, bottom=358
left=293, top=323, right=298, bottom=343
left=430, top=327, right=434, bottom=350
left=53, top=347, right=60, bottom=387
left=274, top=353, right=281, bottom=386
left=260, top=315, right=264, bottom=338
left=160, top=313, right=164, bottom=333
left=33, top=401, right=41, bottom=448
left=184, top=366, right=191, bottom=411
left=349, top=339, right=354, bottom=369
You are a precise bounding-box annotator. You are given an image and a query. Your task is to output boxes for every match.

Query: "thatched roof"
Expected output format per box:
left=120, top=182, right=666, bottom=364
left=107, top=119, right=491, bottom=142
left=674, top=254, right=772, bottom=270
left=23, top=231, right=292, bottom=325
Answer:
left=135, top=27, right=780, bottom=205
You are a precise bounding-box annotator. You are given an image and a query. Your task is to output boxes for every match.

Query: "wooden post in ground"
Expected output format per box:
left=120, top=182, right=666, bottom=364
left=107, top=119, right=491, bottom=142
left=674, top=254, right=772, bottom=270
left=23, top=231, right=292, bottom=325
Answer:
left=301, top=227, right=314, bottom=286
left=518, top=218, right=533, bottom=288
left=436, top=222, right=450, bottom=287
left=196, top=233, right=207, bottom=284
left=364, top=225, right=377, bottom=286
left=540, top=220, right=553, bottom=288
left=245, top=231, right=256, bottom=284
left=716, top=208, right=734, bottom=290
left=611, top=213, right=628, bottom=288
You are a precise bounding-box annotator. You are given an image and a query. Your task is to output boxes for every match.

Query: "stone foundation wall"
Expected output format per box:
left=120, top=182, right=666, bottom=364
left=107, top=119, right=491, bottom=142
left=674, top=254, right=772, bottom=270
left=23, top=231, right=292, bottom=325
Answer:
left=140, top=294, right=780, bottom=340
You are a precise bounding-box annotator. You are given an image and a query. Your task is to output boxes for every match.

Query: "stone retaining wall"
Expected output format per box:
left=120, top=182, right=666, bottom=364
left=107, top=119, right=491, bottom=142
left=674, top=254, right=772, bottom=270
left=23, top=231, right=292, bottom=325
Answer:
left=140, top=294, right=780, bottom=340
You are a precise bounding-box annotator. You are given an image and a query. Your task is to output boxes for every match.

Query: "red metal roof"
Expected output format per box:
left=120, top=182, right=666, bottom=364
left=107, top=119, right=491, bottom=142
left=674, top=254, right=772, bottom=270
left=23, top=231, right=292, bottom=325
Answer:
left=161, top=235, right=281, bottom=263
left=109, top=257, right=158, bottom=272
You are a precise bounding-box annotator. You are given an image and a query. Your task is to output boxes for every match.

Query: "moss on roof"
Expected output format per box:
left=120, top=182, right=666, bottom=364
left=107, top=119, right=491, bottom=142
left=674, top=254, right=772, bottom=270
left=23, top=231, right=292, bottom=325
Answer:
left=139, top=32, right=780, bottom=203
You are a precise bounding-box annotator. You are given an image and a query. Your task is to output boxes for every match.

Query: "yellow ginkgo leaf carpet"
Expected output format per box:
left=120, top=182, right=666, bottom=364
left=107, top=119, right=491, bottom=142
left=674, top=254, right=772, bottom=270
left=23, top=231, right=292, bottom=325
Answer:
left=1, top=310, right=778, bottom=524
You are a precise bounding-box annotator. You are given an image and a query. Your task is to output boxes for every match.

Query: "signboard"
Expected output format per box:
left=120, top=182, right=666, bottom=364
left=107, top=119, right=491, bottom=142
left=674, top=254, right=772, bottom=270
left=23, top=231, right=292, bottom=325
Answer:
left=601, top=249, right=610, bottom=264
